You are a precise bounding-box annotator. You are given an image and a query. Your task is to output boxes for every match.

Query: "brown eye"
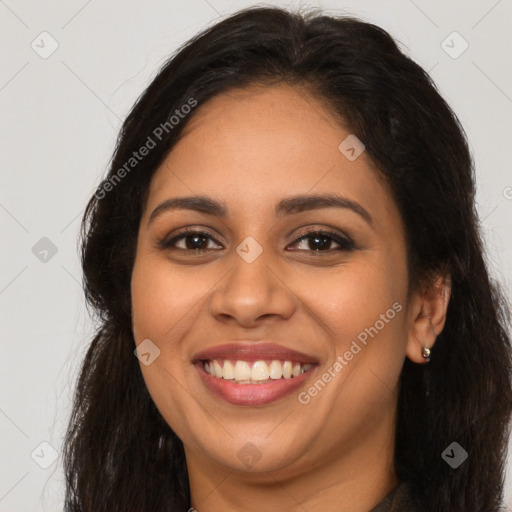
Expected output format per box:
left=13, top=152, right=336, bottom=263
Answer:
left=289, top=230, right=355, bottom=252
left=157, top=228, right=355, bottom=254
left=158, top=229, right=221, bottom=252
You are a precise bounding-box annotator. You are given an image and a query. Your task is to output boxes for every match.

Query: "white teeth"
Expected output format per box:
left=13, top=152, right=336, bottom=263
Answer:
left=269, top=360, right=283, bottom=379
left=233, top=360, right=251, bottom=381
left=282, top=361, right=292, bottom=379
left=222, top=360, right=235, bottom=380
left=213, top=360, right=223, bottom=378
left=204, top=359, right=314, bottom=383
left=251, top=361, right=269, bottom=381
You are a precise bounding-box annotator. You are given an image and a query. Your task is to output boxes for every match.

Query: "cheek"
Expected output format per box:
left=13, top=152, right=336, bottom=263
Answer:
left=130, top=254, right=202, bottom=435
left=131, top=254, right=197, bottom=342
left=305, top=253, right=407, bottom=352
left=130, top=255, right=194, bottom=395
left=305, top=263, right=407, bottom=416
left=130, top=250, right=224, bottom=388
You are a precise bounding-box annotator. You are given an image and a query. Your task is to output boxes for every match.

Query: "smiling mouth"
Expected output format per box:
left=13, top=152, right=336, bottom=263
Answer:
left=201, top=359, right=315, bottom=384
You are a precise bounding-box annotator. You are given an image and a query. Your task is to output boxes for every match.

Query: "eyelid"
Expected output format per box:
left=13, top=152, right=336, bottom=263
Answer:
left=158, top=227, right=222, bottom=250
left=157, top=225, right=356, bottom=253
left=293, top=226, right=351, bottom=242
left=291, top=227, right=355, bottom=251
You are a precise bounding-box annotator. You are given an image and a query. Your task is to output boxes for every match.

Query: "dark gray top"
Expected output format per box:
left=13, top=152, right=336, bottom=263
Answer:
left=368, top=483, right=421, bottom=512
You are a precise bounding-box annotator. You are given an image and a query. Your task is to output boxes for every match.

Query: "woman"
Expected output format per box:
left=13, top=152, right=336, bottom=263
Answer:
left=63, top=6, right=512, bottom=512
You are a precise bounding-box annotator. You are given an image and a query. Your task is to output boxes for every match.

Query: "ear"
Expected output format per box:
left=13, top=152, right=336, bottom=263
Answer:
left=405, top=273, right=451, bottom=364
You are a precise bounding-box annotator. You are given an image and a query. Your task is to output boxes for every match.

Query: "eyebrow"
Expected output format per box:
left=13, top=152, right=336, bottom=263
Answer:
left=147, top=193, right=373, bottom=227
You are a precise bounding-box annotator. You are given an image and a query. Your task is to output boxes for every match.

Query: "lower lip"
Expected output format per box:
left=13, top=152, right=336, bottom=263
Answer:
left=195, top=362, right=317, bottom=405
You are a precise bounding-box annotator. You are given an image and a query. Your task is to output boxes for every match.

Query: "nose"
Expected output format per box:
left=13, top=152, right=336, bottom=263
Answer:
left=208, top=248, right=297, bottom=328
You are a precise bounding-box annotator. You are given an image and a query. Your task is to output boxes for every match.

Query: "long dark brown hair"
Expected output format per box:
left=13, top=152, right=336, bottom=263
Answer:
left=63, top=6, right=512, bottom=511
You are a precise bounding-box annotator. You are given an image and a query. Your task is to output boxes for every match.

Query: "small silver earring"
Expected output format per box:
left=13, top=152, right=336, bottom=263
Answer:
left=422, top=346, right=431, bottom=362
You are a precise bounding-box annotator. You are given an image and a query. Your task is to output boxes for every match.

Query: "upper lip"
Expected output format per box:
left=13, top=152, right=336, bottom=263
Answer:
left=192, top=342, right=319, bottom=364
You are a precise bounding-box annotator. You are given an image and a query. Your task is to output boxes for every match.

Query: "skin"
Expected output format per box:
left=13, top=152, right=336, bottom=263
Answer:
left=130, top=83, right=451, bottom=512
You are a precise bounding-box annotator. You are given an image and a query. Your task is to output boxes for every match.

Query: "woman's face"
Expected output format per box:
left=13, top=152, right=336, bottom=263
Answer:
left=131, top=84, right=414, bottom=482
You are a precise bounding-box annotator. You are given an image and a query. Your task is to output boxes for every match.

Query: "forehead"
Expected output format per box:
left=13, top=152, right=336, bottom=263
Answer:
left=172, top=83, right=348, bottom=166
left=146, top=84, right=397, bottom=229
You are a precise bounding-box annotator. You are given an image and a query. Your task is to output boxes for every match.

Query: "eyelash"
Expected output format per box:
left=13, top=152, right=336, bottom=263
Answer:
left=157, top=227, right=355, bottom=254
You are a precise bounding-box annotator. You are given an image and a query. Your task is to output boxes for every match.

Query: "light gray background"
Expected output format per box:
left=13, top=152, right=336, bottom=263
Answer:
left=1, top=0, right=511, bottom=510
